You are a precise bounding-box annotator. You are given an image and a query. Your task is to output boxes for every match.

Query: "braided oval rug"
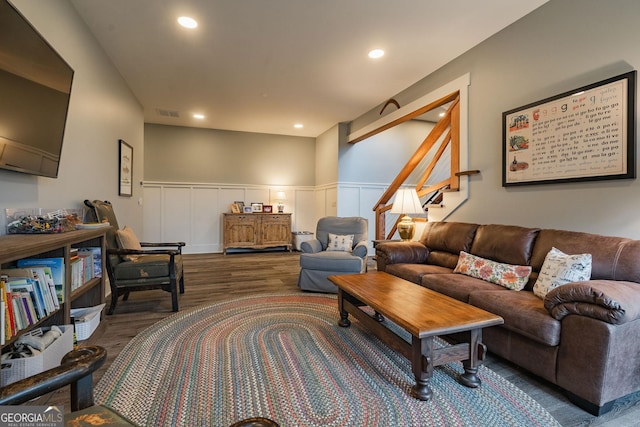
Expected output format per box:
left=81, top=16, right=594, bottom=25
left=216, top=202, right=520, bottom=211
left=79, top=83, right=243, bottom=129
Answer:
left=95, top=293, right=560, bottom=427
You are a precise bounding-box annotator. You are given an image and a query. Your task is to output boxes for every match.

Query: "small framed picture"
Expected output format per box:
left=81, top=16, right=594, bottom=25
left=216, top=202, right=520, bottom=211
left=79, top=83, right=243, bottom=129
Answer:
left=231, top=203, right=241, bottom=214
left=234, top=201, right=245, bottom=211
left=243, top=206, right=253, bottom=213
left=251, top=202, right=263, bottom=213
left=263, top=205, right=273, bottom=213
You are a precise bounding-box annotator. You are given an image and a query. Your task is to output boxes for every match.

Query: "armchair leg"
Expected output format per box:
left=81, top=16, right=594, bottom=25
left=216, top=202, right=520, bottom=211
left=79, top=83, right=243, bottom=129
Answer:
left=107, top=294, right=118, bottom=315
left=171, top=280, right=179, bottom=312
left=179, top=275, right=185, bottom=294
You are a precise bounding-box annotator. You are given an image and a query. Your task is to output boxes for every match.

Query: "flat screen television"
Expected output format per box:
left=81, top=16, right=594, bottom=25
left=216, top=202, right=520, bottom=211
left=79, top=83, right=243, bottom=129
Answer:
left=0, top=0, right=74, bottom=178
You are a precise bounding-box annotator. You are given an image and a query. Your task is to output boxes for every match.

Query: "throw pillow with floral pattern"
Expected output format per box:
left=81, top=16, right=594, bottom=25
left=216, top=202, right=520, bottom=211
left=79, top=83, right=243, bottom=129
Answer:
left=454, top=251, right=532, bottom=290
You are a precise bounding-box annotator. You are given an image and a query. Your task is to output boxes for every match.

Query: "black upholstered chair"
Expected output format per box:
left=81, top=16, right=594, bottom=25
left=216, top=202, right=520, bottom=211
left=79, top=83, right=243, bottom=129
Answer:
left=84, top=200, right=185, bottom=314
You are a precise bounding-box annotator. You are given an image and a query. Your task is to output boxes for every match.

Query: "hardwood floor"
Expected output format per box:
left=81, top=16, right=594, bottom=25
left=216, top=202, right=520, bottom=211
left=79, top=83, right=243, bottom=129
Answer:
left=36, top=252, right=640, bottom=426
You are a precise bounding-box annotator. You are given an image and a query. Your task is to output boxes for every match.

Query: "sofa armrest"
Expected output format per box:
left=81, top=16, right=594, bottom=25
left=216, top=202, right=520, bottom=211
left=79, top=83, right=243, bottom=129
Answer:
left=544, top=280, right=640, bottom=325
left=375, top=241, right=429, bottom=271
left=352, top=240, right=368, bottom=258
left=300, top=239, right=322, bottom=253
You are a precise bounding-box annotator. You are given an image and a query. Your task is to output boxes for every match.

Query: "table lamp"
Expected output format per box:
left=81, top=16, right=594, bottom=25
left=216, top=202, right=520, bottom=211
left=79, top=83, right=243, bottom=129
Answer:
left=390, top=189, right=423, bottom=241
left=276, top=191, right=286, bottom=213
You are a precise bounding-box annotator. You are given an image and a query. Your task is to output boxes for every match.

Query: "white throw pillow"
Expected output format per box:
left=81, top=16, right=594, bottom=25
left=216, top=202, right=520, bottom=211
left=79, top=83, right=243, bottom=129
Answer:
left=533, top=247, right=592, bottom=299
left=326, top=233, right=354, bottom=252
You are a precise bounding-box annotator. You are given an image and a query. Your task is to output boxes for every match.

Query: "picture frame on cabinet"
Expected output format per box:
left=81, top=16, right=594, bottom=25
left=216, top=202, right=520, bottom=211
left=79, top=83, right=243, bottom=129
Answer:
left=231, top=203, right=241, bottom=214
left=243, top=206, right=253, bottom=213
left=262, top=205, right=273, bottom=213
left=251, top=203, right=263, bottom=213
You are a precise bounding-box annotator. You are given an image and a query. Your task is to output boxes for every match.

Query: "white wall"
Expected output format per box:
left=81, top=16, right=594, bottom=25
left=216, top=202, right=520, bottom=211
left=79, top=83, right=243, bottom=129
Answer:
left=350, top=0, right=640, bottom=239
left=0, top=0, right=144, bottom=234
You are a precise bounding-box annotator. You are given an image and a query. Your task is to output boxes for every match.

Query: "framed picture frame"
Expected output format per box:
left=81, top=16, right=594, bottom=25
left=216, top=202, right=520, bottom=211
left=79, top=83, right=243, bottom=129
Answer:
left=502, top=71, right=636, bottom=187
left=119, top=139, right=133, bottom=197
left=251, top=202, right=263, bottom=213
left=262, top=205, right=273, bottom=213
left=231, top=203, right=241, bottom=214
left=243, top=206, right=253, bottom=213
left=234, top=201, right=245, bottom=211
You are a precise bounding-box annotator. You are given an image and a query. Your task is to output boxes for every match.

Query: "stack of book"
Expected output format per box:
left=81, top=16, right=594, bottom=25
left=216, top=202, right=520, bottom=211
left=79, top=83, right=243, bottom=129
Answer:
left=1, top=262, right=62, bottom=341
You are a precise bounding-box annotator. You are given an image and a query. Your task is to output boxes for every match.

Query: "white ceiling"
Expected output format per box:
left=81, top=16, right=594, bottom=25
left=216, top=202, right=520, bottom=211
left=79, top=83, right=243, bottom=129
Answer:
left=70, top=0, right=548, bottom=138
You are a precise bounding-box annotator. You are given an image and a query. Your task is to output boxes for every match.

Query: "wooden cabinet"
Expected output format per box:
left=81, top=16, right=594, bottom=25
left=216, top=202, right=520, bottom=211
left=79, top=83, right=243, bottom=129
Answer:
left=223, top=213, right=291, bottom=254
left=0, top=228, right=106, bottom=349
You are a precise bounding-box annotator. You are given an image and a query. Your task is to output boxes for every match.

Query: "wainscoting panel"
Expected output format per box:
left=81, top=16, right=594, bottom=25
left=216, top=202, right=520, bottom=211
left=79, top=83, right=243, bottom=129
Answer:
left=142, top=182, right=391, bottom=255
left=142, top=186, right=162, bottom=244
left=191, top=187, right=220, bottom=253
left=163, top=187, right=192, bottom=244
left=293, top=189, right=316, bottom=233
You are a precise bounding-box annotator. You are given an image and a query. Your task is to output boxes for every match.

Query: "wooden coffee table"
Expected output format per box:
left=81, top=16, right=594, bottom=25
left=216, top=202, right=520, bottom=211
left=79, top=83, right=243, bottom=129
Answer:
left=328, top=271, right=504, bottom=401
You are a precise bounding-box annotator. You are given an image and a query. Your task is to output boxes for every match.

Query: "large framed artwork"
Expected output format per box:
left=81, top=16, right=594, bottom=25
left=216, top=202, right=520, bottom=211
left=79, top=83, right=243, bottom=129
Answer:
left=502, top=71, right=636, bottom=187
left=119, top=139, right=133, bottom=197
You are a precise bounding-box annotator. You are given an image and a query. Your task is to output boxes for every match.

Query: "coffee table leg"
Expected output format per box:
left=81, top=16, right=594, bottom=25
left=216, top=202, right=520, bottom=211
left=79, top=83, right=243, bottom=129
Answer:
left=459, top=329, right=483, bottom=388
left=337, top=289, right=351, bottom=327
left=411, top=336, right=433, bottom=401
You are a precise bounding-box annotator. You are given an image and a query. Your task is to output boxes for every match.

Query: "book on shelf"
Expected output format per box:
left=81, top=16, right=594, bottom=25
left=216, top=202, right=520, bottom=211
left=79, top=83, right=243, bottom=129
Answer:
left=1, top=276, right=13, bottom=341
left=16, top=258, right=65, bottom=304
left=77, top=247, right=102, bottom=278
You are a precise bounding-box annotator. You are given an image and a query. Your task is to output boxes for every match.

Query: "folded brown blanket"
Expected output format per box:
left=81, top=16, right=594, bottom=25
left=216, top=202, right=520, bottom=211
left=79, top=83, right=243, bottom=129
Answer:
left=544, top=280, right=640, bottom=325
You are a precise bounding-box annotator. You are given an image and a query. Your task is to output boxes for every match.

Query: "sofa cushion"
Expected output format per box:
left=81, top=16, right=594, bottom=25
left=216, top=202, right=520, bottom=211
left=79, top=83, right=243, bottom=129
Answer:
left=300, top=251, right=363, bottom=272
left=421, top=273, right=509, bottom=303
left=470, top=224, right=540, bottom=266
left=469, top=290, right=561, bottom=346
left=420, top=222, right=479, bottom=269
left=533, top=247, right=592, bottom=298
left=530, top=229, right=628, bottom=279
left=454, top=251, right=532, bottom=290
left=386, top=263, right=452, bottom=285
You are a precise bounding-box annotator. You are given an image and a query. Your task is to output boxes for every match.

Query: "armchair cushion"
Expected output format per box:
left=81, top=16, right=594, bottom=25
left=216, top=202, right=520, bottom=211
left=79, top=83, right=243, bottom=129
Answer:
left=300, top=251, right=364, bottom=272
left=114, top=254, right=183, bottom=281
left=116, top=226, right=142, bottom=261
left=327, top=233, right=354, bottom=252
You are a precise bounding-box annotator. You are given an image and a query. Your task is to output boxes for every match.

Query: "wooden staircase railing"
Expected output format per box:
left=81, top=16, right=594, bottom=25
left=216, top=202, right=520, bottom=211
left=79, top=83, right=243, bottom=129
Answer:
left=373, top=91, right=463, bottom=241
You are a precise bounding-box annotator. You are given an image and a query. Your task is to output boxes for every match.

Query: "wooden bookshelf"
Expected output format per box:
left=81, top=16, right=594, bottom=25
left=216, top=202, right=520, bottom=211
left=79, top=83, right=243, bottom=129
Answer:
left=0, top=228, right=107, bottom=348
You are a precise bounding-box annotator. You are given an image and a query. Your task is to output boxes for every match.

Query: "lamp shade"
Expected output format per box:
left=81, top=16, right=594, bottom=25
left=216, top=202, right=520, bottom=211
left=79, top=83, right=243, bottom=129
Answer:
left=276, top=191, right=287, bottom=200
left=390, top=189, right=423, bottom=214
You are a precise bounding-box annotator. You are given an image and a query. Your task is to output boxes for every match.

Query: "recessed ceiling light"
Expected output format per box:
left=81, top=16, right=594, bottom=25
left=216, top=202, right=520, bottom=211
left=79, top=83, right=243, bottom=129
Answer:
left=294, top=123, right=304, bottom=129
left=178, top=16, right=198, bottom=29
left=193, top=113, right=205, bottom=119
left=368, top=49, right=384, bottom=59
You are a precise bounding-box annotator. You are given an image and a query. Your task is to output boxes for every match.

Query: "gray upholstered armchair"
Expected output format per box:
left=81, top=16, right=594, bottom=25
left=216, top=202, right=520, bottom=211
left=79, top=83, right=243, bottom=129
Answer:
left=298, top=216, right=368, bottom=293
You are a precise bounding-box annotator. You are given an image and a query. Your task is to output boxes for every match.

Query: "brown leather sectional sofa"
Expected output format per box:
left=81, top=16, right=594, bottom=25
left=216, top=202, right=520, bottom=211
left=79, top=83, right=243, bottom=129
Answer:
left=375, top=221, right=640, bottom=415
